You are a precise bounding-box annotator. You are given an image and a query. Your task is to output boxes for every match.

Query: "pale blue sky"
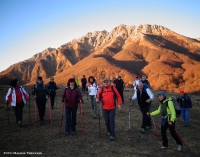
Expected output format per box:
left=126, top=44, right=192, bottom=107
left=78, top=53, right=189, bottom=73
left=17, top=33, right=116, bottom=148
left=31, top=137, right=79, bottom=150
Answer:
left=0, top=0, right=200, bottom=72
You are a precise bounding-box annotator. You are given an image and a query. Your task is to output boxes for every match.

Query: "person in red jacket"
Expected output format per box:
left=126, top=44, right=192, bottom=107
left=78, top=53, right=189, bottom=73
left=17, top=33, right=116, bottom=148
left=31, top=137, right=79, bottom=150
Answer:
left=5, top=79, right=29, bottom=127
left=96, top=78, right=122, bottom=141
left=62, top=78, right=82, bottom=135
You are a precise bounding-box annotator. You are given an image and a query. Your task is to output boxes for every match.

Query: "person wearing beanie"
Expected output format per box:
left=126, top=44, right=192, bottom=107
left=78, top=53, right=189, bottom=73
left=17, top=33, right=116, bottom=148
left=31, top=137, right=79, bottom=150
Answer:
left=146, top=91, right=183, bottom=151
left=47, top=76, right=57, bottom=109
left=130, top=82, right=154, bottom=133
left=32, top=76, right=49, bottom=124
left=176, top=90, right=192, bottom=127
left=5, top=79, right=29, bottom=127
left=62, top=78, right=82, bottom=135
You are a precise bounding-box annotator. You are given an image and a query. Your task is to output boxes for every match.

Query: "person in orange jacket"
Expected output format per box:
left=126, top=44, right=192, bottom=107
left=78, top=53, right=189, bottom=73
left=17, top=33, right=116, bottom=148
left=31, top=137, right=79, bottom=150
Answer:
left=96, top=78, right=122, bottom=141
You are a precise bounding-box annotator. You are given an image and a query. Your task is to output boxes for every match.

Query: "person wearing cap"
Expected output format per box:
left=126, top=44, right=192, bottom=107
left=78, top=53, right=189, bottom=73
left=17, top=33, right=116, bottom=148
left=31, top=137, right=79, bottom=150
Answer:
left=130, top=82, right=154, bottom=133
left=5, top=79, right=29, bottom=127
left=47, top=76, right=57, bottom=109
left=96, top=78, right=122, bottom=141
left=114, top=76, right=125, bottom=103
left=32, top=76, right=49, bottom=124
left=133, top=76, right=140, bottom=90
left=146, top=91, right=183, bottom=151
left=176, top=90, right=192, bottom=127
left=62, top=78, right=82, bottom=135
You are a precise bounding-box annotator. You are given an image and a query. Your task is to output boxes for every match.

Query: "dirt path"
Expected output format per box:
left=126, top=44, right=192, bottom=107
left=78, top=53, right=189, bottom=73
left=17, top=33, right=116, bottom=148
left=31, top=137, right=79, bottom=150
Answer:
left=0, top=86, right=199, bottom=157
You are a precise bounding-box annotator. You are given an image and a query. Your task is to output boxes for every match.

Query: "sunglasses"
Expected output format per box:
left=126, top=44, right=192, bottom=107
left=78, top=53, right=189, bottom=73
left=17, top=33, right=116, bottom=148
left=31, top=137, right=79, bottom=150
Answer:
left=103, top=81, right=109, bottom=83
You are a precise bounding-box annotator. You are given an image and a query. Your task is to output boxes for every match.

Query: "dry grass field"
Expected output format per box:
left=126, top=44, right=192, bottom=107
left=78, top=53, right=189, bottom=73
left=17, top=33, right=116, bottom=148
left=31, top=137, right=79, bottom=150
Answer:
left=0, top=85, right=200, bottom=157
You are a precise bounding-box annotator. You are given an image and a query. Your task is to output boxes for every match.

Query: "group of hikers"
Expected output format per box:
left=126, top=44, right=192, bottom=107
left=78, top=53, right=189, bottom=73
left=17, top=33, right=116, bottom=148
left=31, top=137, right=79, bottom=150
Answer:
left=5, top=74, right=192, bottom=151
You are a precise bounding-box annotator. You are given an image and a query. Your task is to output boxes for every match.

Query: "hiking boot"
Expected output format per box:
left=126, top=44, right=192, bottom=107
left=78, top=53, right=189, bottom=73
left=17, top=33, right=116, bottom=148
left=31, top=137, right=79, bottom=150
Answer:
left=94, top=114, right=97, bottom=119
left=160, top=146, right=167, bottom=149
left=65, top=132, right=70, bottom=135
left=72, top=131, right=77, bottom=135
left=146, top=126, right=152, bottom=130
left=140, top=128, right=145, bottom=134
left=40, top=120, right=44, bottom=125
left=18, top=121, right=22, bottom=127
left=177, top=145, right=183, bottom=151
left=110, top=136, right=114, bottom=141
left=107, top=132, right=110, bottom=136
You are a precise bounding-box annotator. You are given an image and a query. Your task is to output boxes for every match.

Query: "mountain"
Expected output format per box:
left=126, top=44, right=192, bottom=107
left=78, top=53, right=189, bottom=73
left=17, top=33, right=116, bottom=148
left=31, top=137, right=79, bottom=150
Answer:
left=1, top=24, right=200, bottom=93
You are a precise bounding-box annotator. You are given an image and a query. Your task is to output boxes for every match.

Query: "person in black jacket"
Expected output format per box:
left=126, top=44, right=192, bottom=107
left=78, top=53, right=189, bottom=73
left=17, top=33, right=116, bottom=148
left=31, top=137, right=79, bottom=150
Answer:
left=176, top=90, right=192, bottom=127
left=130, top=82, right=154, bottom=133
left=32, top=76, right=49, bottom=124
left=114, top=76, right=125, bottom=103
left=47, top=77, right=57, bottom=109
left=81, top=75, right=87, bottom=93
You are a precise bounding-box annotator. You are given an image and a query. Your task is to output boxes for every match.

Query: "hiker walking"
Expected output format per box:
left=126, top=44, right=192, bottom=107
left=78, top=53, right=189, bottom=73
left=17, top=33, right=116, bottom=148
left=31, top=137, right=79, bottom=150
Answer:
left=141, top=75, right=150, bottom=88
left=147, top=91, right=183, bottom=151
left=133, top=76, right=140, bottom=90
left=47, top=76, right=57, bottom=109
left=81, top=75, right=87, bottom=93
left=87, top=76, right=99, bottom=118
left=130, top=82, right=154, bottom=133
left=96, top=78, right=122, bottom=141
left=32, top=76, right=49, bottom=124
left=176, top=90, right=192, bottom=127
left=5, top=79, right=29, bottom=127
left=62, top=78, right=82, bottom=135
left=114, top=76, right=125, bottom=104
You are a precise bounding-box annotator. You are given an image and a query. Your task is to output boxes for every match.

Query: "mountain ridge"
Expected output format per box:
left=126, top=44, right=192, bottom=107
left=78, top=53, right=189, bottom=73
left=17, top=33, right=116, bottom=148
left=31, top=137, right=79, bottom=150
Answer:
left=1, top=24, right=200, bottom=93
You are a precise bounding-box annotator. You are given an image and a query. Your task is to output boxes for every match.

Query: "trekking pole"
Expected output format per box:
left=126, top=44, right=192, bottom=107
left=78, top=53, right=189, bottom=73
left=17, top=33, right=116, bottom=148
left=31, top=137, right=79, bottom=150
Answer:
left=34, top=98, right=37, bottom=122
left=174, top=129, right=190, bottom=151
left=128, top=100, right=132, bottom=130
left=28, top=94, right=31, bottom=123
left=48, top=98, right=52, bottom=124
left=98, top=103, right=101, bottom=137
left=6, top=101, right=9, bottom=124
left=55, top=94, right=57, bottom=109
left=80, top=102, right=84, bottom=135
left=150, top=116, right=163, bottom=145
left=60, top=102, right=65, bottom=133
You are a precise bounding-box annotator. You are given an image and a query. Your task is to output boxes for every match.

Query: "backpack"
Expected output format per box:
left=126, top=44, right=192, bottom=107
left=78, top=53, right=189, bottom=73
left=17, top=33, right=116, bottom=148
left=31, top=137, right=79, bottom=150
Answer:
left=31, top=83, right=46, bottom=95
left=166, top=98, right=181, bottom=117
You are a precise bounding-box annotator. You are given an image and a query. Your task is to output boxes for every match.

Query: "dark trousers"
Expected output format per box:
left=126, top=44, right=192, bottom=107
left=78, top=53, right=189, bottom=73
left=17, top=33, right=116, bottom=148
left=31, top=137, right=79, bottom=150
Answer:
left=82, top=84, right=86, bottom=92
left=13, top=102, right=24, bottom=123
left=65, top=106, right=78, bottom=133
left=50, top=92, right=56, bottom=107
left=103, top=109, right=116, bottom=136
left=161, top=122, right=182, bottom=147
left=36, top=99, right=46, bottom=121
left=118, top=90, right=124, bottom=103
left=139, top=104, right=151, bottom=129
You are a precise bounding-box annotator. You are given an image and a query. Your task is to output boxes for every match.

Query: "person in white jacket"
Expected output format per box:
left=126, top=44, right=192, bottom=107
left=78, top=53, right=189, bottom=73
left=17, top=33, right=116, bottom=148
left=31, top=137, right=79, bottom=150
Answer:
left=87, top=76, right=99, bottom=118
left=5, top=79, right=29, bottom=127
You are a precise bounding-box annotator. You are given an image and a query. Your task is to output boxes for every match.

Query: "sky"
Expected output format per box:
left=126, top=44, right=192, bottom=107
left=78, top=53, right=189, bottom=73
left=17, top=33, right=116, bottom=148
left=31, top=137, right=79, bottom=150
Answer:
left=0, top=0, right=200, bottom=72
